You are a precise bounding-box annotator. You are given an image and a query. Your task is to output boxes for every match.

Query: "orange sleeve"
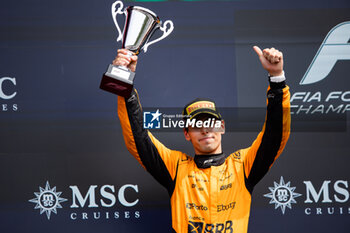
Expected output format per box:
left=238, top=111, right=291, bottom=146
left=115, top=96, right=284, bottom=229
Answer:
left=117, top=90, right=183, bottom=193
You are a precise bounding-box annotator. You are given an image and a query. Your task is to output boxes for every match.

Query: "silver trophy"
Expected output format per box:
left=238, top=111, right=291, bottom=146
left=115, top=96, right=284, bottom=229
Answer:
left=100, top=0, right=174, bottom=97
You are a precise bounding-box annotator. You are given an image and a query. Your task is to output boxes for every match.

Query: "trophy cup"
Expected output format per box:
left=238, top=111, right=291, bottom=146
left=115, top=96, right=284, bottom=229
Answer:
left=100, top=1, right=174, bottom=97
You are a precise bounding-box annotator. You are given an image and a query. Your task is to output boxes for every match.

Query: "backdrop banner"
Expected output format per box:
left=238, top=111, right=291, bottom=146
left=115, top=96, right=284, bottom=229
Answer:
left=1, top=0, right=350, bottom=232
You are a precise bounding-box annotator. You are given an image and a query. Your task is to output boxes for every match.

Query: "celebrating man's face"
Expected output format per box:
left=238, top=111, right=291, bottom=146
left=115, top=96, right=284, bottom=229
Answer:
left=183, top=114, right=225, bottom=155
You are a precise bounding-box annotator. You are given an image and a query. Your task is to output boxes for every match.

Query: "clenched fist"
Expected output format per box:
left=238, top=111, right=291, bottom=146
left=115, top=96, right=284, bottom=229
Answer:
left=253, top=46, right=284, bottom=77
left=112, top=49, right=138, bottom=73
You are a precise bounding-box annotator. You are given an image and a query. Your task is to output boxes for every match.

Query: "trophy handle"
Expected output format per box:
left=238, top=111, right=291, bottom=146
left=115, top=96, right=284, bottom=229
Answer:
left=111, top=1, right=125, bottom=42
left=142, top=20, right=174, bottom=53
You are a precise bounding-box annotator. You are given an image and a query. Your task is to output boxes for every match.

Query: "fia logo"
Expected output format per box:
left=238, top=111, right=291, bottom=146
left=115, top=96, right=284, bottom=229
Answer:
left=300, top=21, right=350, bottom=85
left=143, top=109, right=162, bottom=129
left=264, top=177, right=302, bottom=214
left=29, top=181, right=67, bottom=220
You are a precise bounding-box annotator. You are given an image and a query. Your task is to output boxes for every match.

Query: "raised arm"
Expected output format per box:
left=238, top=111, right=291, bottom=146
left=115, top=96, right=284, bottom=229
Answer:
left=243, top=47, right=291, bottom=192
left=115, top=49, right=182, bottom=195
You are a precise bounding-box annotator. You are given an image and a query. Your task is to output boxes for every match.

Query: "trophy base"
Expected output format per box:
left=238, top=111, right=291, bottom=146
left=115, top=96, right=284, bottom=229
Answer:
left=100, top=65, right=135, bottom=97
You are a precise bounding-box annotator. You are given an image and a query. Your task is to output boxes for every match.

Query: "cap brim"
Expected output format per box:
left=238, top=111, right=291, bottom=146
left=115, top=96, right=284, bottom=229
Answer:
left=189, top=111, right=221, bottom=120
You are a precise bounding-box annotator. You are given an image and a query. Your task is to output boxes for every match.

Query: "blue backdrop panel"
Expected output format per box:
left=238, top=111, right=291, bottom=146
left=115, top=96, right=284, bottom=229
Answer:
left=1, top=0, right=350, bottom=233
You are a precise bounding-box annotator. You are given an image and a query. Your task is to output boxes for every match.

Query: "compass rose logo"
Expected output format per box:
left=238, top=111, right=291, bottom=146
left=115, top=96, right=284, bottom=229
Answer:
left=29, top=181, right=67, bottom=220
left=264, top=176, right=302, bottom=214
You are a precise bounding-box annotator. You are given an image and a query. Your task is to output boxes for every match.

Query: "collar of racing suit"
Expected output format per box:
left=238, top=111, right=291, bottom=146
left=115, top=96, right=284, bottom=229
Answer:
left=194, top=152, right=229, bottom=169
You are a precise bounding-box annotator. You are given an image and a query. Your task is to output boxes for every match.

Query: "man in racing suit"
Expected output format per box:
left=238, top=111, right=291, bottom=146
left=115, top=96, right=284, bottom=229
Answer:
left=115, top=46, right=290, bottom=233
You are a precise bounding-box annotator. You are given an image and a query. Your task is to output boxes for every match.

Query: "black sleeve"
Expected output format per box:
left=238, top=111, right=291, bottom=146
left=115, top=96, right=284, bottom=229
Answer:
left=244, top=81, right=290, bottom=193
left=118, top=89, right=178, bottom=195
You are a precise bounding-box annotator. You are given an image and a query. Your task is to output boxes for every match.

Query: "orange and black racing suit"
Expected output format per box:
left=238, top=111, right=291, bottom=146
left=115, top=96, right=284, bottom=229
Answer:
left=117, top=81, right=290, bottom=233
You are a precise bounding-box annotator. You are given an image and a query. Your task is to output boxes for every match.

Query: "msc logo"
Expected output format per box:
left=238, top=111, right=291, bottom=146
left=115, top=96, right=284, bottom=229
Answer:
left=188, top=220, right=233, bottom=233
left=29, top=181, right=67, bottom=220
left=143, top=109, right=162, bottom=129
left=264, top=177, right=302, bottom=214
left=300, top=21, right=350, bottom=85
